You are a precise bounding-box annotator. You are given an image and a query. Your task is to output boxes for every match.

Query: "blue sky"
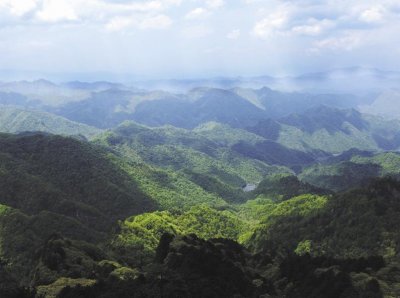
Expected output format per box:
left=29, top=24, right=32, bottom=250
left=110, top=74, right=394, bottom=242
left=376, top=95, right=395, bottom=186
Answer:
left=0, top=0, right=399, bottom=80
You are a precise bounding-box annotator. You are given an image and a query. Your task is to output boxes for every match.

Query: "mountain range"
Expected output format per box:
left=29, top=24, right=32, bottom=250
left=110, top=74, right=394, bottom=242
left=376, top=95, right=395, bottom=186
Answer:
left=1, top=74, right=400, bottom=297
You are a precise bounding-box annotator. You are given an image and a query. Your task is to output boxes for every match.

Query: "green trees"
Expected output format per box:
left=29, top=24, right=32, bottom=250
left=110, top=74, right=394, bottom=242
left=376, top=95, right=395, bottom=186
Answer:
left=112, top=205, right=246, bottom=264
left=250, top=178, right=400, bottom=260
left=94, top=120, right=287, bottom=201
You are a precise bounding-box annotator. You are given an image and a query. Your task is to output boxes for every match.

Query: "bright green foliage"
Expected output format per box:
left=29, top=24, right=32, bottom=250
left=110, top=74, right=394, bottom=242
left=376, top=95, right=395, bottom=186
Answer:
left=178, top=205, right=245, bottom=239
left=238, top=193, right=328, bottom=246
left=295, top=240, right=312, bottom=255
left=245, top=194, right=328, bottom=250
left=112, top=157, right=227, bottom=210
left=112, top=205, right=245, bottom=263
left=113, top=211, right=180, bottom=259
left=237, top=197, right=276, bottom=222
left=264, top=194, right=328, bottom=220
left=0, top=204, right=10, bottom=215
left=36, top=278, right=97, bottom=298
left=110, top=267, right=139, bottom=281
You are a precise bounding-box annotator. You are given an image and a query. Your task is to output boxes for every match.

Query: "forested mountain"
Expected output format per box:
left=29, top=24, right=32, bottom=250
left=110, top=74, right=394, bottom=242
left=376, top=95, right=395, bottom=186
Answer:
left=2, top=79, right=400, bottom=297
left=0, top=106, right=101, bottom=138
left=1, top=129, right=400, bottom=297
left=50, top=89, right=143, bottom=129
left=93, top=121, right=293, bottom=202
left=247, top=105, right=400, bottom=153
left=0, top=80, right=377, bottom=130
left=299, top=151, right=400, bottom=191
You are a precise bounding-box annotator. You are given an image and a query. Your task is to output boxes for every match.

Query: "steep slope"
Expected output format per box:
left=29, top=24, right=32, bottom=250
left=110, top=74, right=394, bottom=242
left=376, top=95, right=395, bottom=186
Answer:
left=0, top=133, right=155, bottom=230
left=0, top=132, right=231, bottom=287
left=0, top=106, right=101, bottom=138
left=0, top=133, right=157, bottom=286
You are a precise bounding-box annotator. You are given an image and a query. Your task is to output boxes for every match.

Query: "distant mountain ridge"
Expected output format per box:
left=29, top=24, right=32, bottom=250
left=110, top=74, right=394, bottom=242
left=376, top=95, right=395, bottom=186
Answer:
left=0, top=105, right=101, bottom=138
left=247, top=105, right=400, bottom=153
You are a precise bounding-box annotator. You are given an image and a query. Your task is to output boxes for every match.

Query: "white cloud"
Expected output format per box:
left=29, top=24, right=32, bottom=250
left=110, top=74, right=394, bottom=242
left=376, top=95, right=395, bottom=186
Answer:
left=139, top=14, right=172, bottom=29
left=0, top=0, right=38, bottom=16
left=105, top=16, right=133, bottom=32
left=1, top=0, right=400, bottom=77
left=359, top=6, right=385, bottom=23
left=291, top=19, right=335, bottom=36
left=182, top=24, right=212, bottom=38
left=252, top=10, right=288, bottom=38
left=227, top=29, right=240, bottom=39
left=185, top=7, right=210, bottom=20
left=36, top=0, right=78, bottom=22
left=205, top=0, right=224, bottom=9
left=312, top=32, right=363, bottom=52
left=0, top=0, right=179, bottom=25
left=105, top=14, right=172, bottom=31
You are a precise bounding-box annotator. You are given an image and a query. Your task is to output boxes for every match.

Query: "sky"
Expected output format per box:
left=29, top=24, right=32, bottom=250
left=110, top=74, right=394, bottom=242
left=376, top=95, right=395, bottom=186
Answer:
left=0, top=0, right=399, bottom=80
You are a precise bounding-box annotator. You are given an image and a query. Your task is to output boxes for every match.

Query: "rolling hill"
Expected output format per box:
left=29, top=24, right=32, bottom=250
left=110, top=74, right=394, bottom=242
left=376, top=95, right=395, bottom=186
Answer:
left=0, top=106, right=102, bottom=138
left=247, top=105, right=400, bottom=154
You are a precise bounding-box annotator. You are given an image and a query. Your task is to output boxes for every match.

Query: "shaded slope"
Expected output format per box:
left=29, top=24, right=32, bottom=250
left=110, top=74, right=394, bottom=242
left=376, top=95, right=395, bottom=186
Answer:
left=0, top=133, right=155, bottom=231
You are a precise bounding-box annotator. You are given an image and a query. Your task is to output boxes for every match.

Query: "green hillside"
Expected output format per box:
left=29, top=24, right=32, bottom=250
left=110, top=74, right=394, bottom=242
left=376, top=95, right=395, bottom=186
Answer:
left=94, top=121, right=289, bottom=202
left=0, top=106, right=101, bottom=139
left=3, top=100, right=400, bottom=297
left=248, top=105, right=400, bottom=154
left=250, top=178, right=400, bottom=260
left=299, top=151, right=400, bottom=191
left=0, top=133, right=228, bottom=289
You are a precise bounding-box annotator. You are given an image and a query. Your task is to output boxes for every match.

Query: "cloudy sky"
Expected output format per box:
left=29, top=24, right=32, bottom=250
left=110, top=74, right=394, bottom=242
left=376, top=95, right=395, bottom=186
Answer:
left=0, top=0, right=399, bottom=80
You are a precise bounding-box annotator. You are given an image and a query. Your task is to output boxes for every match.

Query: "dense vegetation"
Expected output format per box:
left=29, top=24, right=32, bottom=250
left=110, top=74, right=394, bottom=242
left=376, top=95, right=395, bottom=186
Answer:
left=112, top=205, right=246, bottom=265
left=94, top=121, right=291, bottom=202
left=2, top=84, right=400, bottom=297
left=299, top=151, right=400, bottom=191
